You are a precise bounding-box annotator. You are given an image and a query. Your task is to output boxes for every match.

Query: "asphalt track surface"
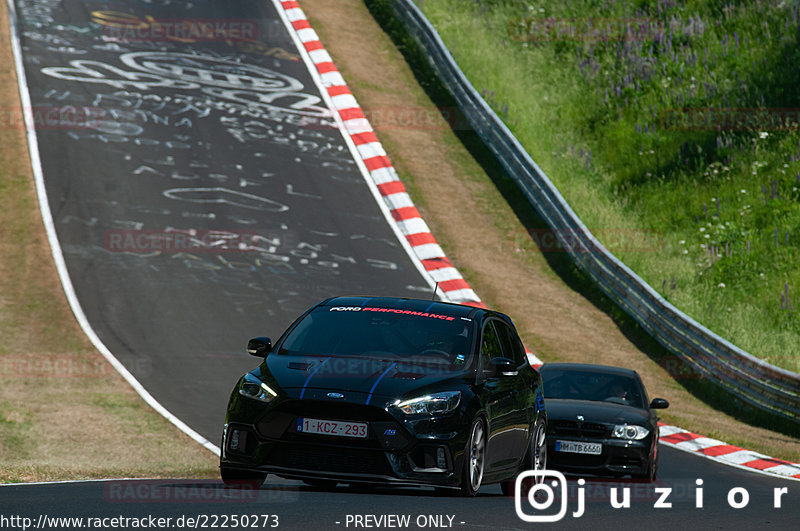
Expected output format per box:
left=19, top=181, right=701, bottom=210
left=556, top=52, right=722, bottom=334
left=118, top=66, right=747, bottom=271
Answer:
left=4, top=0, right=799, bottom=529
left=14, top=0, right=436, bottom=440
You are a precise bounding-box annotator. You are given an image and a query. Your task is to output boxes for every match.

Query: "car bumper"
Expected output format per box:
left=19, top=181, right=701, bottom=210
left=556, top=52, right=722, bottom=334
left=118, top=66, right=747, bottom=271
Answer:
left=547, top=437, right=653, bottom=477
left=221, top=398, right=470, bottom=488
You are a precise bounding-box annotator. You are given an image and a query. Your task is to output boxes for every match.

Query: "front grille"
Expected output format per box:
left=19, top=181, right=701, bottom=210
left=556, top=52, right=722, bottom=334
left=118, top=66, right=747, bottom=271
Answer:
left=581, top=422, right=609, bottom=437
left=268, top=443, right=391, bottom=475
left=551, top=420, right=609, bottom=438
left=552, top=420, right=578, bottom=436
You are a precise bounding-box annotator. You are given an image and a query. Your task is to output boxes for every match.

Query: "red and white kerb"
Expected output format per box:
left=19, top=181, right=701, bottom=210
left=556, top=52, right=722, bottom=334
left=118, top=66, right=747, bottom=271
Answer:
left=658, top=423, right=800, bottom=479
left=277, top=2, right=486, bottom=308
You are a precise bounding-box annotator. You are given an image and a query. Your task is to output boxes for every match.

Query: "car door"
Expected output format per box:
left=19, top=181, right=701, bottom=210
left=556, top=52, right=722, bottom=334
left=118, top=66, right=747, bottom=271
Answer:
left=478, top=319, right=519, bottom=472
left=494, top=319, right=533, bottom=460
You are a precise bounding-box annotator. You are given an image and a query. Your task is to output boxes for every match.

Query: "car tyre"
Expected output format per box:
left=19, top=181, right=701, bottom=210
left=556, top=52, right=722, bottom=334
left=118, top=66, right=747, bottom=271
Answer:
left=220, top=467, right=266, bottom=488
left=633, top=445, right=658, bottom=482
left=459, top=417, right=486, bottom=497
left=530, top=418, right=548, bottom=476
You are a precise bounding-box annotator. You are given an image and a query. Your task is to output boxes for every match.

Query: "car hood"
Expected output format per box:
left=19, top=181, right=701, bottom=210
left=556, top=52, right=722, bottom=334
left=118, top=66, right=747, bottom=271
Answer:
left=264, top=355, right=466, bottom=403
left=546, top=399, right=651, bottom=425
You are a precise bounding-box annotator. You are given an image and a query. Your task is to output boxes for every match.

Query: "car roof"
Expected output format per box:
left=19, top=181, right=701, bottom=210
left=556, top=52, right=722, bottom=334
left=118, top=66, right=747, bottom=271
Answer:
left=539, top=362, right=639, bottom=378
left=318, top=296, right=484, bottom=320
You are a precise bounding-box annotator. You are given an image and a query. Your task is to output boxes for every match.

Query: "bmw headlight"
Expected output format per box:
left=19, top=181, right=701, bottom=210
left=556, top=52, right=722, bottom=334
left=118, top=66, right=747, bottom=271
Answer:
left=239, top=372, right=278, bottom=403
left=612, top=424, right=649, bottom=440
left=396, top=391, right=461, bottom=415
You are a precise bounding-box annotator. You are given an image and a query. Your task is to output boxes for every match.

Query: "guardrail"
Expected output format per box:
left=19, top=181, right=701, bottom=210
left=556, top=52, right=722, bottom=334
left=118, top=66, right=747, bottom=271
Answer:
left=388, top=0, right=800, bottom=422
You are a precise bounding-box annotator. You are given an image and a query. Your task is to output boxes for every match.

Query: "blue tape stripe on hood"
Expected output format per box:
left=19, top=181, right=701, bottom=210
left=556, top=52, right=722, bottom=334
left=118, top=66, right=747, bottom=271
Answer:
left=299, top=357, right=330, bottom=399
left=366, top=362, right=397, bottom=405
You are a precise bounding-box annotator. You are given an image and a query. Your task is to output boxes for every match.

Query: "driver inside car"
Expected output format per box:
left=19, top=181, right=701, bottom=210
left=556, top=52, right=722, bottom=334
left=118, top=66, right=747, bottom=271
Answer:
left=608, top=382, right=631, bottom=402
left=420, top=330, right=470, bottom=365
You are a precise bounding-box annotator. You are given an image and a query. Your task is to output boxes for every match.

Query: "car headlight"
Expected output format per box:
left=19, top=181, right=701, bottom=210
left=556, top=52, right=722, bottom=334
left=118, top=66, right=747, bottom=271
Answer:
left=612, top=424, right=649, bottom=440
left=396, top=391, right=461, bottom=415
left=239, top=372, right=278, bottom=403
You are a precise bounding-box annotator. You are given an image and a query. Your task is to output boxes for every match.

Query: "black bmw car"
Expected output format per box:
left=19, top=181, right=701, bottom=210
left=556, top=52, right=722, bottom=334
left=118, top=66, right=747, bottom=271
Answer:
left=220, top=296, right=547, bottom=496
left=539, top=363, right=668, bottom=481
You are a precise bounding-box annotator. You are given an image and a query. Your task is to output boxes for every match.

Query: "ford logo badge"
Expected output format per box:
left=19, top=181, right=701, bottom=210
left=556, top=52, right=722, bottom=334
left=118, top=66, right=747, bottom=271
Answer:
left=327, top=392, right=344, bottom=399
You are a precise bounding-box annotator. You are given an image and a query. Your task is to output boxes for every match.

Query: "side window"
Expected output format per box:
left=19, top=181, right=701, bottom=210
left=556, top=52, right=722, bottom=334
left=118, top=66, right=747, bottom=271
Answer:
left=495, top=321, right=525, bottom=366
left=479, top=321, right=502, bottom=374
left=633, top=375, right=648, bottom=409
left=512, top=336, right=527, bottom=367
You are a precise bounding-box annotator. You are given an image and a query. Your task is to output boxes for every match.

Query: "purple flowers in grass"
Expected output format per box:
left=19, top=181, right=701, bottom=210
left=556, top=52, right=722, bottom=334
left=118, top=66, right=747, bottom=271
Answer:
left=782, top=283, right=792, bottom=313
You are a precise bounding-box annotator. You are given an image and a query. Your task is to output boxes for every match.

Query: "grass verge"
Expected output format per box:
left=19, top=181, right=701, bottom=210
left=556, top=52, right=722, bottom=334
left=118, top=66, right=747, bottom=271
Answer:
left=0, top=5, right=218, bottom=483
left=413, top=0, right=800, bottom=373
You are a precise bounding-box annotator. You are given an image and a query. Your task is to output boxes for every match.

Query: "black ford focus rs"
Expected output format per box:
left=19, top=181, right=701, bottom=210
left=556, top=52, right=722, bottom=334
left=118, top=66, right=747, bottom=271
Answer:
left=220, top=296, right=547, bottom=496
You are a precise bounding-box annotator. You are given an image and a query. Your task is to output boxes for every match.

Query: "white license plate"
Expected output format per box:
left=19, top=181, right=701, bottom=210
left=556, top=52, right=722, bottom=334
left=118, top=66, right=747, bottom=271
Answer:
left=297, top=417, right=368, bottom=438
left=555, top=440, right=602, bottom=455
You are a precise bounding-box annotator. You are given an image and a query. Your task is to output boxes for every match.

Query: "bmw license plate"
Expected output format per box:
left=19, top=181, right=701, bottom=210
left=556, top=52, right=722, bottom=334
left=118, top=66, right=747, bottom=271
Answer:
left=555, top=440, right=602, bottom=455
left=297, top=417, right=368, bottom=438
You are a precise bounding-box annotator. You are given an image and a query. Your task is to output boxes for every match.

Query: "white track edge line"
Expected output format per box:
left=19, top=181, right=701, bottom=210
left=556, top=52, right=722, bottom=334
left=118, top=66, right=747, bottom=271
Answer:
left=0, top=478, right=161, bottom=487
left=5, top=0, right=220, bottom=457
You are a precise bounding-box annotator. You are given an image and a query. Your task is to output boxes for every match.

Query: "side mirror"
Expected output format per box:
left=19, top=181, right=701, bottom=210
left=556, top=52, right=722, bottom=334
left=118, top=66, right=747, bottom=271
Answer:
left=649, top=398, right=669, bottom=409
left=488, top=357, right=518, bottom=377
left=247, top=337, right=272, bottom=358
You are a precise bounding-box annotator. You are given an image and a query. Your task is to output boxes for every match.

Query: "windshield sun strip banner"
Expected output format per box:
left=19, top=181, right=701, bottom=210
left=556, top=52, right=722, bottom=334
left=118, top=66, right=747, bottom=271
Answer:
left=328, top=306, right=456, bottom=321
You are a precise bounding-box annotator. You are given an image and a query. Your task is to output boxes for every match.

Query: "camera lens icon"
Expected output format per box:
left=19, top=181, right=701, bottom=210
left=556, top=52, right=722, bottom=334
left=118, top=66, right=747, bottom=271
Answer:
left=514, top=470, right=568, bottom=523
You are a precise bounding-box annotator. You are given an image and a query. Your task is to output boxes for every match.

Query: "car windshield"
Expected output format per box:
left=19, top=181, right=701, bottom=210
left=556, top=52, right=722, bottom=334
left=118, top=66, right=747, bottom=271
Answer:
left=541, top=368, right=645, bottom=409
left=278, top=305, right=475, bottom=372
